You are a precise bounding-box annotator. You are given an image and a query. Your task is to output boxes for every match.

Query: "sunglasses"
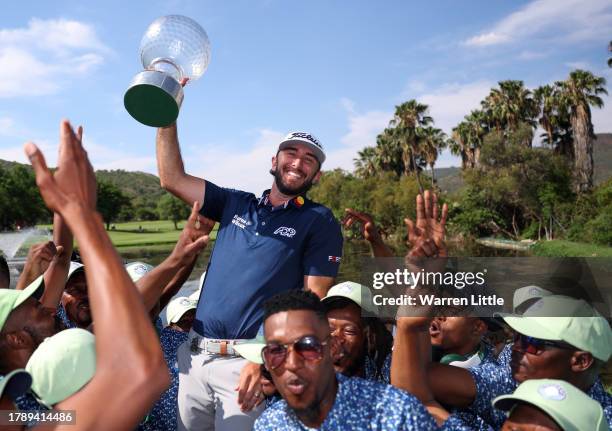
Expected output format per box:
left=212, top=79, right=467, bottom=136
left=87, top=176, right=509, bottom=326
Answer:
left=513, top=333, right=574, bottom=355
left=261, top=335, right=329, bottom=370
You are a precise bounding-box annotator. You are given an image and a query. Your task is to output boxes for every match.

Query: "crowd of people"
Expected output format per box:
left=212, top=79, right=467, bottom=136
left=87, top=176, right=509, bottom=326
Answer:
left=0, top=118, right=610, bottom=430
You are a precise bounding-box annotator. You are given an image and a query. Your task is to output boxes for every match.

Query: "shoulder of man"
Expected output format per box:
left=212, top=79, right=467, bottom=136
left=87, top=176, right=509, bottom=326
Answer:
left=342, top=375, right=427, bottom=409
left=254, top=399, right=293, bottom=430
left=300, top=197, right=341, bottom=226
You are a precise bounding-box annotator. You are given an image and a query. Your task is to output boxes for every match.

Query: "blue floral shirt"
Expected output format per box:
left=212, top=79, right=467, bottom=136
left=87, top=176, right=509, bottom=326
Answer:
left=468, top=344, right=612, bottom=429
left=366, top=354, right=391, bottom=383
left=139, top=327, right=189, bottom=431
left=14, top=393, right=49, bottom=428
left=254, top=373, right=436, bottom=430
left=55, top=303, right=76, bottom=329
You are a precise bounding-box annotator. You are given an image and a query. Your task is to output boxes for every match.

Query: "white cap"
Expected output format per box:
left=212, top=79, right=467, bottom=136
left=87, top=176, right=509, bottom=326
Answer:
left=125, top=262, right=154, bottom=282
left=166, top=297, right=197, bottom=324
left=278, top=132, right=325, bottom=165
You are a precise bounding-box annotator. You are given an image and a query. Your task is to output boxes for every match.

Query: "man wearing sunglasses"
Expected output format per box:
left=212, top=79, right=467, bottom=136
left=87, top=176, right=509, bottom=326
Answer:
left=423, top=294, right=612, bottom=429
left=254, top=289, right=437, bottom=430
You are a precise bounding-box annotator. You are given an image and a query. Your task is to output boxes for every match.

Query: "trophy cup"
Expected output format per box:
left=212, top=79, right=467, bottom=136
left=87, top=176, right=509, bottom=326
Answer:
left=124, top=15, right=211, bottom=127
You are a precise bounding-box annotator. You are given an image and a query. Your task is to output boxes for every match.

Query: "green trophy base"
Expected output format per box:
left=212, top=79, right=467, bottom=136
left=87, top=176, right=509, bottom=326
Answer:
left=124, top=70, right=184, bottom=127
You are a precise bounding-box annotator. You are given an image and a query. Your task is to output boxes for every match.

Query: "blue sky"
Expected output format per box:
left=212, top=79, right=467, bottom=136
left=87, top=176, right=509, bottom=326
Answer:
left=1, top=0, right=611, bottom=193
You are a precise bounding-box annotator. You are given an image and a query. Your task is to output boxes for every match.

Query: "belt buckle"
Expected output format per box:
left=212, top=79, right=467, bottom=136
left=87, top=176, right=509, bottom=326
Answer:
left=190, top=336, right=202, bottom=354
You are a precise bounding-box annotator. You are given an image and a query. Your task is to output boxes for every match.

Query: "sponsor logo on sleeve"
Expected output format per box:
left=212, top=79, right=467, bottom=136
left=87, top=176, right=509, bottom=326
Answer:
left=274, top=227, right=296, bottom=238
left=328, top=256, right=341, bottom=263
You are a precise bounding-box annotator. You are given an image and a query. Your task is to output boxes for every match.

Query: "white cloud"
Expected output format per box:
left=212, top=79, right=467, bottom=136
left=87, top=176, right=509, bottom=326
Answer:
left=325, top=103, right=392, bottom=172
left=465, top=32, right=510, bottom=47
left=564, top=61, right=592, bottom=70
left=184, top=129, right=285, bottom=194
left=464, top=0, right=612, bottom=47
left=0, top=18, right=110, bottom=98
left=418, top=81, right=493, bottom=135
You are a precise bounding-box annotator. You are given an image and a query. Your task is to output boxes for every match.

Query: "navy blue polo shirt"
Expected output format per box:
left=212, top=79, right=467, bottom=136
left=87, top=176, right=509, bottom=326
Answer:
left=194, top=181, right=343, bottom=339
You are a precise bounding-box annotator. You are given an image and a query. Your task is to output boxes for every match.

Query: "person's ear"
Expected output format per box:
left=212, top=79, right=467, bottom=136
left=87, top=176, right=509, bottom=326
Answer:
left=312, top=170, right=323, bottom=184
left=570, top=351, right=594, bottom=372
left=473, top=319, right=488, bottom=337
left=4, top=330, right=33, bottom=349
left=271, top=155, right=278, bottom=172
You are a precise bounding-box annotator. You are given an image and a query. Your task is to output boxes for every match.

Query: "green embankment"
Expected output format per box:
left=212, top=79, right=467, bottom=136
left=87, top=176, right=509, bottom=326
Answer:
left=531, top=240, right=612, bottom=257
left=38, top=220, right=218, bottom=250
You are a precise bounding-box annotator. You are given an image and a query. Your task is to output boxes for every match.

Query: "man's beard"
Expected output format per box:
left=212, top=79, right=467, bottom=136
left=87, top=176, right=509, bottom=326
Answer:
left=270, top=167, right=315, bottom=196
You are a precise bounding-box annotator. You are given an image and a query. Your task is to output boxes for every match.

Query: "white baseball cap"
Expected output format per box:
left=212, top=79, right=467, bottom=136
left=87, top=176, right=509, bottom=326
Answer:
left=125, top=261, right=154, bottom=282
left=278, top=132, right=325, bottom=165
left=166, top=297, right=197, bottom=324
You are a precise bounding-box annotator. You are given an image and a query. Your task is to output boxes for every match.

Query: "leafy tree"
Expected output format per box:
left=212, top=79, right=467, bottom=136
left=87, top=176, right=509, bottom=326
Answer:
left=0, top=165, right=49, bottom=230
left=97, top=181, right=132, bottom=230
left=418, top=126, right=446, bottom=186
left=557, top=70, right=607, bottom=193
left=608, top=41, right=612, bottom=68
left=389, top=100, right=432, bottom=189
left=157, top=194, right=191, bottom=230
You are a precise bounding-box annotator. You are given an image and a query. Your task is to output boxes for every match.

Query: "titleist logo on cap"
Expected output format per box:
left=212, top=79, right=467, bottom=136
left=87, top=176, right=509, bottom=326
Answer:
left=289, top=132, right=323, bottom=150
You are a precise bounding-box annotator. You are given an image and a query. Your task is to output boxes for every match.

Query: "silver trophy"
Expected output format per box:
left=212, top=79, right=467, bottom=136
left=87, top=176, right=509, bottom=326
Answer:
left=124, top=15, right=211, bottom=127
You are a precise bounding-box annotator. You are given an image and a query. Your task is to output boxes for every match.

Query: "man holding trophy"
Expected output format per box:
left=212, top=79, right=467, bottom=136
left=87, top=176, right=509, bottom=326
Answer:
left=126, top=15, right=343, bottom=431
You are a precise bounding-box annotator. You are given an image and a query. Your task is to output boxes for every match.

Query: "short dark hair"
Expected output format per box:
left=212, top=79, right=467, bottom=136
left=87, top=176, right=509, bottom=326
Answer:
left=0, top=255, right=9, bottom=287
left=263, top=289, right=327, bottom=323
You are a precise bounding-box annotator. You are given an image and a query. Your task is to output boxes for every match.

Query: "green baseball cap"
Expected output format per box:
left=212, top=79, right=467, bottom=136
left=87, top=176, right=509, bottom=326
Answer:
left=234, top=335, right=265, bottom=365
left=513, top=285, right=553, bottom=314
left=502, top=295, right=612, bottom=361
left=0, top=275, right=45, bottom=332
left=0, top=369, right=32, bottom=402
left=26, top=328, right=96, bottom=408
left=494, top=379, right=609, bottom=431
left=321, top=281, right=378, bottom=315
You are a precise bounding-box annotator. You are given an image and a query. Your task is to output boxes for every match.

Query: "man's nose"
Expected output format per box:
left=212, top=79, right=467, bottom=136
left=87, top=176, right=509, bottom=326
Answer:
left=284, top=346, right=304, bottom=371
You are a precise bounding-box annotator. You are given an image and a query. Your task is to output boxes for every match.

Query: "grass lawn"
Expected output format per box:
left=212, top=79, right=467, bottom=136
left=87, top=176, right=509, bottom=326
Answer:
left=38, top=219, right=218, bottom=249
left=531, top=240, right=612, bottom=257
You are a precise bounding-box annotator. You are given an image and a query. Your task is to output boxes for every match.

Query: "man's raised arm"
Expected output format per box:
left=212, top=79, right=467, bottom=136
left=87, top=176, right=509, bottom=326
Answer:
left=156, top=122, right=206, bottom=207
left=26, top=120, right=169, bottom=431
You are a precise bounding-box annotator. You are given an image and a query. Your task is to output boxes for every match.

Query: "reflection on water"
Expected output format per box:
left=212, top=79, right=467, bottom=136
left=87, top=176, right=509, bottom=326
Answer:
left=119, top=238, right=527, bottom=286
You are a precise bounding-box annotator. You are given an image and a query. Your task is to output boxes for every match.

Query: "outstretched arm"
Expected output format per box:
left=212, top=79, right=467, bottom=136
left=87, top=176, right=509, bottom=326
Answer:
left=136, top=202, right=212, bottom=312
left=156, top=123, right=206, bottom=207
left=26, top=120, right=169, bottom=431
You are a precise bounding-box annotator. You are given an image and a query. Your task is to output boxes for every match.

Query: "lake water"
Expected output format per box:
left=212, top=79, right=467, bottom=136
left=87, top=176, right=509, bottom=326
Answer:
left=120, top=238, right=526, bottom=286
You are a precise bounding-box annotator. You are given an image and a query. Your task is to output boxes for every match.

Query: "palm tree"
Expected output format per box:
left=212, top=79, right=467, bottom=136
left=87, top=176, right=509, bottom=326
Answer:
left=390, top=100, right=433, bottom=190
left=375, top=128, right=404, bottom=177
left=481, top=80, right=538, bottom=144
left=557, top=70, right=607, bottom=193
left=608, top=41, right=612, bottom=68
left=534, top=84, right=573, bottom=158
left=418, top=126, right=446, bottom=186
left=354, top=146, right=378, bottom=178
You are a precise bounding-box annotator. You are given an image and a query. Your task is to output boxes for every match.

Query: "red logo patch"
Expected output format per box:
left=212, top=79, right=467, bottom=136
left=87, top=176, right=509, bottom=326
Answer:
left=328, top=256, right=341, bottom=263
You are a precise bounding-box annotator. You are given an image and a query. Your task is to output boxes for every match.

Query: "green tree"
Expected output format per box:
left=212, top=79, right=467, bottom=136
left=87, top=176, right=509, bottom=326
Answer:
left=389, top=100, right=432, bottom=189
left=418, top=126, right=446, bottom=186
left=157, top=194, right=191, bottom=230
left=0, top=165, right=49, bottom=230
left=481, top=80, right=538, bottom=140
left=97, top=181, right=132, bottom=230
left=557, top=70, right=607, bottom=193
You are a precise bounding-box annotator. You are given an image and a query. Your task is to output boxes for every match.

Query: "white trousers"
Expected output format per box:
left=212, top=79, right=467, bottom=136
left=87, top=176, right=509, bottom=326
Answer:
left=176, top=330, right=264, bottom=431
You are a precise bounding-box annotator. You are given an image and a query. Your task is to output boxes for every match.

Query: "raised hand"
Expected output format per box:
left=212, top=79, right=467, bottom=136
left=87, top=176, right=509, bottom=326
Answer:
left=15, top=241, right=64, bottom=290
left=25, top=120, right=97, bottom=215
left=404, top=190, right=448, bottom=256
left=343, top=208, right=383, bottom=244
left=170, top=201, right=213, bottom=266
